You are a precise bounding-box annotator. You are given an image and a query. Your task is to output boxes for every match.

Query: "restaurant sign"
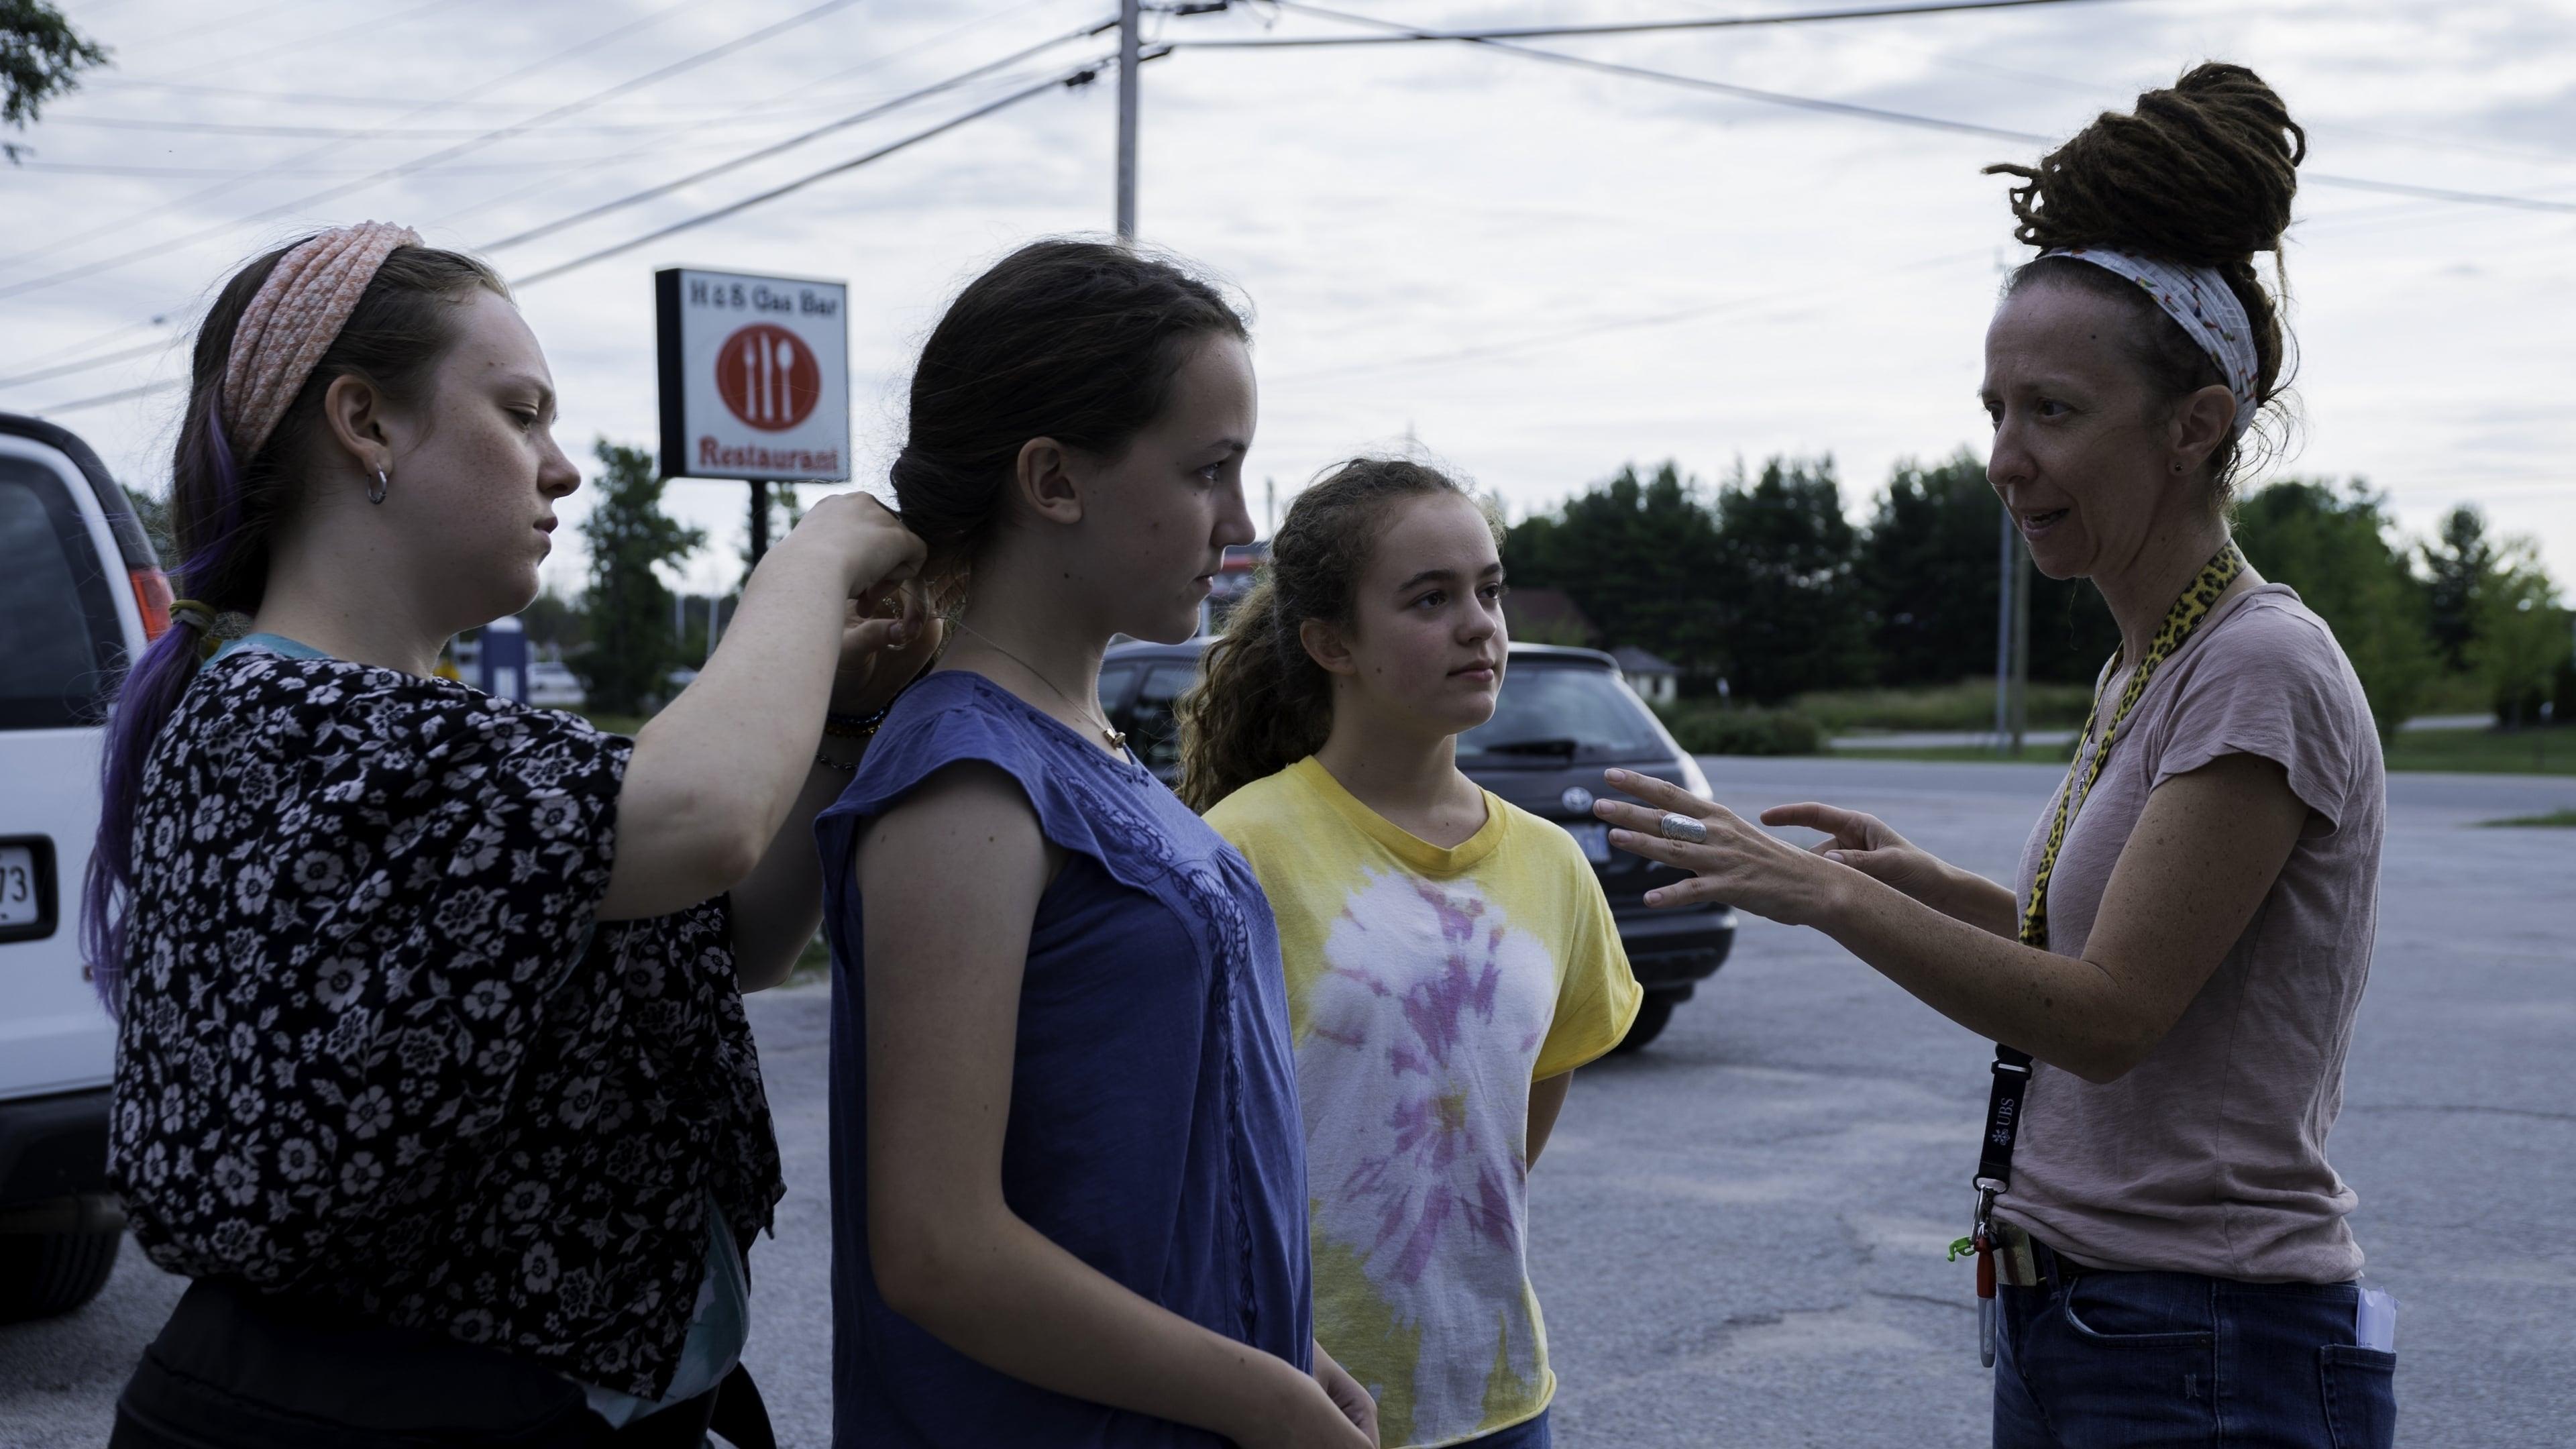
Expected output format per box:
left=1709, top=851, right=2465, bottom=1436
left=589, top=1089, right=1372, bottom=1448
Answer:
left=655, top=267, right=850, bottom=481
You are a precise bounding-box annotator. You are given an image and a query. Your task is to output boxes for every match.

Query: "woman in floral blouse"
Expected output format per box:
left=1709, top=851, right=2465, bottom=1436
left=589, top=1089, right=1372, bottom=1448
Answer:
left=91, top=223, right=928, bottom=1448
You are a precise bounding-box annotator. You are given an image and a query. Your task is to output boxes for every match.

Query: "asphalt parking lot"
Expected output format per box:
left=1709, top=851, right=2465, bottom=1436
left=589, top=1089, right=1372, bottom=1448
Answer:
left=5, top=757, right=2570, bottom=1448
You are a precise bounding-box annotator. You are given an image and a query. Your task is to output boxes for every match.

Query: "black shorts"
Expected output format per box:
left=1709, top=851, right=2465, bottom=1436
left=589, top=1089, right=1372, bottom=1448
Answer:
left=109, top=1278, right=756, bottom=1449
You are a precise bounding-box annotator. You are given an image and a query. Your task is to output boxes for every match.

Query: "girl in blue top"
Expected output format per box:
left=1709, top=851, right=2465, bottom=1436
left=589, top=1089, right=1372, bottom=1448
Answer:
left=814, top=241, right=1375, bottom=1449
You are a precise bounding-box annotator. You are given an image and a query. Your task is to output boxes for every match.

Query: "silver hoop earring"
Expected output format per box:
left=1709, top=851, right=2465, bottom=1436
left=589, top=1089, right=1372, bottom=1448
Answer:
left=368, top=468, right=390, bottom=505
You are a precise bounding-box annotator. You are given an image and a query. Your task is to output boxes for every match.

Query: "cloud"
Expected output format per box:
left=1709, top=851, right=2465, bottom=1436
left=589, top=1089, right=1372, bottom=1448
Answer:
left=6, top=0, right=2570, bottom=596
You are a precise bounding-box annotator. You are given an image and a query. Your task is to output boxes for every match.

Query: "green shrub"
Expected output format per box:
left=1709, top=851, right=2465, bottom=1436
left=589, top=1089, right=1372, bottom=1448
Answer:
left=1656, top=703, right=1823, bottom=756
left=1790, top=678, right=2095, bottom=733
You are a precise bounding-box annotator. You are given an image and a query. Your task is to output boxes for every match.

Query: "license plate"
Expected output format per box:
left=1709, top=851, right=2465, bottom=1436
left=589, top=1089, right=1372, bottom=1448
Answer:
left=1561, top=821, right=1611, bottom=865
left=0, top=845, right=40, bottom=927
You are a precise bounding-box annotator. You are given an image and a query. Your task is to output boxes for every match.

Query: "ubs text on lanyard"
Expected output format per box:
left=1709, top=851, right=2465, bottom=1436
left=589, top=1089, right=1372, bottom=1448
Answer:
left=1967, top=543, right=2245, bottom=1347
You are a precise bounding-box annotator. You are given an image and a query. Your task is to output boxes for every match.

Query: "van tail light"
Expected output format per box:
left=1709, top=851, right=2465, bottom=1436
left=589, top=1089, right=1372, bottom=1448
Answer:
left=131, top=568, right=174, bottom=641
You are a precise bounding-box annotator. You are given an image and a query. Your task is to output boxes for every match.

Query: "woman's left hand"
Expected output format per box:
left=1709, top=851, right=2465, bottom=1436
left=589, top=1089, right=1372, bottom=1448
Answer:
left=830, top=582, right=943, bottom=718
left=1593, top=767, right=1847, bottom=927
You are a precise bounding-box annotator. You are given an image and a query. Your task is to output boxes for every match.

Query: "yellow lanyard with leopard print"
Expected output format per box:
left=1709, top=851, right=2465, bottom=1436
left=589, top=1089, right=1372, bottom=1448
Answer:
left=1966, top=539, right=2246, bottom=1366
left=2018, top=540, right=2247, bottom=951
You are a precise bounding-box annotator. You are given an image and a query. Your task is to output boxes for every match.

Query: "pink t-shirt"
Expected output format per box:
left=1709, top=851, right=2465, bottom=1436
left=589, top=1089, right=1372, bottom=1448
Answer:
left=1994, top=584, right=2386, bottom=1283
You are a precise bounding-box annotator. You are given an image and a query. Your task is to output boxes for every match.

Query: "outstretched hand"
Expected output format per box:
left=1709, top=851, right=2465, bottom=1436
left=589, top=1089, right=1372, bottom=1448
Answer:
left=1591, top=768, right=1850, bottom=927
left=1756, top=802, right=1947, bottom=906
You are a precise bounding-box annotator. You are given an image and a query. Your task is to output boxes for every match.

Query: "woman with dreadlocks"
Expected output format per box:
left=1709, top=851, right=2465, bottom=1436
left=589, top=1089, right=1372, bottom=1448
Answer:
left=1588, top=65, right=2396, bottom=1448
left=91, top=223, right=932, bottom=1446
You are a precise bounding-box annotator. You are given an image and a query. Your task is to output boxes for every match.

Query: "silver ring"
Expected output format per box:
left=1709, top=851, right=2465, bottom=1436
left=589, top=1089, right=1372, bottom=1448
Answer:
left=1658, top=811, right=1708, bottom=845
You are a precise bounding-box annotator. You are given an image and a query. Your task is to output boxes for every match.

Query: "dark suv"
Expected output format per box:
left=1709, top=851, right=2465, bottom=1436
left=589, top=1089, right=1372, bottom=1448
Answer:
left=1101, top=639, right=1733, bottom=1050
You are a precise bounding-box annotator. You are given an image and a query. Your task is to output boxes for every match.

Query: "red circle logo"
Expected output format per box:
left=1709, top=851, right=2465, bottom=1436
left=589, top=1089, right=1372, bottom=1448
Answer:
left=715, top=323, right=821, bottom=432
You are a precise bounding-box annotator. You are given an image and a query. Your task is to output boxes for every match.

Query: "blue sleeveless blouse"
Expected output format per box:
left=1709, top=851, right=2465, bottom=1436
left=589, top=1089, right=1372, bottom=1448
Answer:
left=814, top=670, right=1311, bottom=1448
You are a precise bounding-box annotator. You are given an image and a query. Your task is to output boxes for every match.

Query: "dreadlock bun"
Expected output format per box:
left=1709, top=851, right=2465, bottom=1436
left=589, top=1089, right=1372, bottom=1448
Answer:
left=1986, top=63, right=2306, bottom=492
left=1986, top=62, right=2304, bottom=268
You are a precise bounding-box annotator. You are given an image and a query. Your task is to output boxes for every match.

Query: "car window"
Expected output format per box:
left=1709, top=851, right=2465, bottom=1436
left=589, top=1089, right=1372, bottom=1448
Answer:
left=1125, top=662, right=1200, bottom=777
left=1457, top=662, right=1668, bottom=763
left=0, top=456, right=123, bottom=731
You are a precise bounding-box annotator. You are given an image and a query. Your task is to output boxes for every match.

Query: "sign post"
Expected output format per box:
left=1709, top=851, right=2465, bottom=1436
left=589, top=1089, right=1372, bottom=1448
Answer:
left=655, top=268, right=851, bottom=566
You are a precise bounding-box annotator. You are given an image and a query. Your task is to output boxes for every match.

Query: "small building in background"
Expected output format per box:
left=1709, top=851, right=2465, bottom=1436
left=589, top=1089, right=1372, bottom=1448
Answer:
left=1611, top=645, right=1680, bottom=706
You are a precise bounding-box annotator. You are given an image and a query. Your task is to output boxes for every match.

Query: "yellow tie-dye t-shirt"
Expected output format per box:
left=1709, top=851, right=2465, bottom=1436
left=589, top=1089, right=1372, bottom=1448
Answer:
left=1208, top=756, right=1642, bottom=1449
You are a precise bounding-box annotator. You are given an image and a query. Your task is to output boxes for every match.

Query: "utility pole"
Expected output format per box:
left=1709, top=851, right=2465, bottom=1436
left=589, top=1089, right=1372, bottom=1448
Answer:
left=1116, top=0, right=1141, bottom=239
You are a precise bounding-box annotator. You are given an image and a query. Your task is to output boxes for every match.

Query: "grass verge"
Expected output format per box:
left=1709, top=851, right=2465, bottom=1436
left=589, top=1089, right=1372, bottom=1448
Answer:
left=2381, top=727, right=2575, bottom=776
left=1823, top=743, right=2076, bottom=766
left=2478, top=809, right=2576, bottom=828
left=1792, top=678, right=2095, bottom=734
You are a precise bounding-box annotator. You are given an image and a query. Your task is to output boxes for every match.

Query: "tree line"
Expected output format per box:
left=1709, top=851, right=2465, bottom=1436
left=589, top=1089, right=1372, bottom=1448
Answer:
left=1503, top=453, right=2573, bottom=741
left=125, top=437, right=2569, bottom=742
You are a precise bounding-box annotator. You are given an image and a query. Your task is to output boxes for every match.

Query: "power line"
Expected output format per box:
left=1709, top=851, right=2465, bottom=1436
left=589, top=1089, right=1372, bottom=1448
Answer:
left=512, top=58, right=1119, bottom=288
left=21, top=60, right=1112, bottom=414
left=1267, top=0, right=2576, bottom=216
left=47, top=0, right=1077, bottom=145
left=1179, top=0, right=2121, bottom=48
left=0, top=338, right=178, bottom=391
left=2298, top=174, right=2576, bottom=215
left=2, top=315, right=174, bottom=376
left=0, top=0, right=725, bottom=276
left=480, top=18, right=1119, bottom=254
left=12, top=2, right=1095, bottom=391
left=21, top=379, right=183, bottom=416
left=12, top=152, right=766, bottom=179
left=104, top=0, right=315, bottom=62
left=1831, top=37, right=2576, bottom=169
left=0, top=0, right=865, bottom=302
left=38, top=111, right=843, bottom=141
left=78, top=75, right=706, bottom=111
left=146, top=0, right=485, bottom=84
left=1270, top=0, right=2064, bottom=140
left=426, top=0, right=1077, bottom=233
left=1270, top=248, right=1990, bottom=387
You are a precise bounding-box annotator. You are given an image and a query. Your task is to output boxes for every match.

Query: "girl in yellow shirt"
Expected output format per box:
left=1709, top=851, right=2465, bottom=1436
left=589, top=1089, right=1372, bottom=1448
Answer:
left=1181, top=459, right=1641, bottom=1449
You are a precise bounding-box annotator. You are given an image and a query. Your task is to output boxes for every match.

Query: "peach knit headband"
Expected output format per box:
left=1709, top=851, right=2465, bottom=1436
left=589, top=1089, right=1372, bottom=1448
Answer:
left=220, top=221, right=421, bottom=458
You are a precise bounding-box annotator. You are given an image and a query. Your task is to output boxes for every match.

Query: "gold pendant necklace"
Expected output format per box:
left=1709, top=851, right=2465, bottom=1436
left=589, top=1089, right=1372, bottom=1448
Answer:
left=953, top=621, right=1128, bottom=753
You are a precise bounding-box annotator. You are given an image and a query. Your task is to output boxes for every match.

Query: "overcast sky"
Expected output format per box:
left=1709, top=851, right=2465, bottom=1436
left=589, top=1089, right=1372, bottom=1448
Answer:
left=8, top=0, right=2571, bottom=601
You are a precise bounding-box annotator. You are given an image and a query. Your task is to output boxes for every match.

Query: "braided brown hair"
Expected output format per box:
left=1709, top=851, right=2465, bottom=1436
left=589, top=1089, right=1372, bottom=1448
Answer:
left=1175, top=458, right=1497, bottom=812
left=1984, top=62, right=2307, bottom=494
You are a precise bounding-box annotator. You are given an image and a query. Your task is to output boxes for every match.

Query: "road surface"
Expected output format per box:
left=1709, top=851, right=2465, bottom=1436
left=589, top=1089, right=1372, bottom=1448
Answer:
left=4, top=759, right=2569, bottom=1447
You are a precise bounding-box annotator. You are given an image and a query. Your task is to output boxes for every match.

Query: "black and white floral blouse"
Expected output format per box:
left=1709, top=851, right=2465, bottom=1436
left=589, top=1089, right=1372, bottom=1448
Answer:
left=107, top=640, right=784, bottom=1400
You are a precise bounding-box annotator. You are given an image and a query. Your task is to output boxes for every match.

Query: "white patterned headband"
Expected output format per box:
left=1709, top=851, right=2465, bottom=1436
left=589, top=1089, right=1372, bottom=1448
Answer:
left=2039, top=246, right=2261, bottom=439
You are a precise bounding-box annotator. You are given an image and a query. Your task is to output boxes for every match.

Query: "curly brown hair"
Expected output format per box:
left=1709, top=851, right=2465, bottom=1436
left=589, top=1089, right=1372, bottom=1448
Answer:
left=1175, top=458, right=1497, bottom=812
left=1984, top=61, right=2307, bottom=495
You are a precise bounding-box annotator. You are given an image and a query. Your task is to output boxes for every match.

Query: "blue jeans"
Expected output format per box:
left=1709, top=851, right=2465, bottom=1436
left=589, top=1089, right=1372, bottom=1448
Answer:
left=1994, top=1240, right=2396, bottom=1449
left=1448, top=1408, right=1552, bottom=1449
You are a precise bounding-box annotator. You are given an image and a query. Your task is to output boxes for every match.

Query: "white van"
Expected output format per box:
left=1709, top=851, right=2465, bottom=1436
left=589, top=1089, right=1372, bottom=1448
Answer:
left=0, top=411, right=166, bottom=1322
